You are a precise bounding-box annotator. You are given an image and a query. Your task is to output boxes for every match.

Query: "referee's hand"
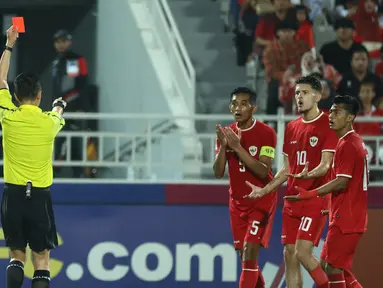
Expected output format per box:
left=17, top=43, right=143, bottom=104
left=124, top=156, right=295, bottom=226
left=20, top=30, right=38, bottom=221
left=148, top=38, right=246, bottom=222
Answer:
left=52, top=97, right=67, bottom=115
left=6, top=26, right=18, bottom=48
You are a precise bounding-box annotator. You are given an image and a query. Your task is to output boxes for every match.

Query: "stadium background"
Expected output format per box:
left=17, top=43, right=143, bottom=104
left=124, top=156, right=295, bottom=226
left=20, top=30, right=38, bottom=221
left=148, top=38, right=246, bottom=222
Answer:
left=0, top=0, right=382, bottom=287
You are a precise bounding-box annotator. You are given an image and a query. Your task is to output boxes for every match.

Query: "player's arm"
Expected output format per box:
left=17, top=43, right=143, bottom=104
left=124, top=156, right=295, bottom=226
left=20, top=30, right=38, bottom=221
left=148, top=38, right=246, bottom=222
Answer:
left=288, top=128, right=338, bottom=179
left=213, top=125, right=227, bottom=179
left=305, top=152, right=334, bottom=179
left=214, top=143, right=227, bottom=179
left=288, top=151, right=334, bottom=180
left=234, top=146, right=271, bottom=179
left=285, top=142, right=355, bottom=201
left=238, top=127, right=277, bottom=179
left=245, top=155, right=289, bottom=199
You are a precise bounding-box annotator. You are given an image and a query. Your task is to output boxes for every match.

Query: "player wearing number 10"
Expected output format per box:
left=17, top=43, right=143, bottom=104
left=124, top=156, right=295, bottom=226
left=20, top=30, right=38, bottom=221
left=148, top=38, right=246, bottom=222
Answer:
left=246, top=76, right=338, bottom=288
left=214, top=87, right=277, bottom=288
left=285, top=95, right=367, bottom=288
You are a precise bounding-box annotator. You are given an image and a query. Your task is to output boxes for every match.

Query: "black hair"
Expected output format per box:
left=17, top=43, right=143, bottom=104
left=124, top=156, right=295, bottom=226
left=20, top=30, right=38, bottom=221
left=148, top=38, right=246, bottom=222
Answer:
left=230, top=87, right=257, bottom=104
left=333, top=95, right=360, bottom=116
left=295, top=75, right=323, bottom=92
left=275, top=20, right=298, bottom=34
left=352, top=46, right=369, bottom=57
left=334, top=17, right=355, bottom=30
left=13, top=73, right=42, bottom=101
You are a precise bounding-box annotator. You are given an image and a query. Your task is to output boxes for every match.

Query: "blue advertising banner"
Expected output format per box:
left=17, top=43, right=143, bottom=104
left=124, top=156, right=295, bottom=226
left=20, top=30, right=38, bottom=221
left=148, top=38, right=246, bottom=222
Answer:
left=0, top=205, right=324, bottom=287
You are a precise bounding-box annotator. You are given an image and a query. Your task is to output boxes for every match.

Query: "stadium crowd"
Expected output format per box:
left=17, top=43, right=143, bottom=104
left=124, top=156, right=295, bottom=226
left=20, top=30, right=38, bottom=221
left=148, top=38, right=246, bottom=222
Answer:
left=226, top=0, right=383, bottom=172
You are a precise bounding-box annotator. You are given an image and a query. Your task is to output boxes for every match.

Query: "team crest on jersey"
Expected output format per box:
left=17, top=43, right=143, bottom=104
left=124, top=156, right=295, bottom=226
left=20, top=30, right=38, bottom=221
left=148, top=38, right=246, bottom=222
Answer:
left=310, top=136, right=318, bottom=147
left=249, top=146, right=258, bottom=156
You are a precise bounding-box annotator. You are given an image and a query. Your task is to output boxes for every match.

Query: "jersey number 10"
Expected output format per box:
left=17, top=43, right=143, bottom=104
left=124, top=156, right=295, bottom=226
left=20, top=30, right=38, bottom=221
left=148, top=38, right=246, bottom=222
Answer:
left=296, top=151, right=307, bottom=165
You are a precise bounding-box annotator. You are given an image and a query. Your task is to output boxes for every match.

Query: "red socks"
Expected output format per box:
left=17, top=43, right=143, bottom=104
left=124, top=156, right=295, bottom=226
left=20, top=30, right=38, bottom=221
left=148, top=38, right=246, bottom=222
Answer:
left=239, top=260, right=259, bottom=288
left=309, top=265, right=329, bottom=288
left=328, top=273, right=346, bottom=288
left=343, top=270, right=362, bottom=288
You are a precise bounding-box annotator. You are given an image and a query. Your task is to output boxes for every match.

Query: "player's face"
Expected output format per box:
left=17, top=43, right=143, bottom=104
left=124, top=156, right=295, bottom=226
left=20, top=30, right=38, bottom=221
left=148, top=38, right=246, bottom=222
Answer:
left=229, top=93, right=257, bottom=123
left=295, top=83, right=321, bottom=113
left=329, top=104, right=354, bottom=131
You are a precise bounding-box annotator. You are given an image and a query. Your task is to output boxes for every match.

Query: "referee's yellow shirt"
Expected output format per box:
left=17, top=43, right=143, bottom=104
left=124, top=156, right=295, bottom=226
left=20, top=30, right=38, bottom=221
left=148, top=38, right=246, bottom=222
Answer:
left=0, top=88, right=65, bottom=187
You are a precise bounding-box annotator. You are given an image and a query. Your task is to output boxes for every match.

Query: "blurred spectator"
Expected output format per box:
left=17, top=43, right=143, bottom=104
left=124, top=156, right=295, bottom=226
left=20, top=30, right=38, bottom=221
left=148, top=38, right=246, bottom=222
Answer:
left=303, top=0, right=326, bottom=20
left=295, top=4, right=315, bottom=49
left=335, top=0, right=358, bottom=18
left=320, top=17, right=367, bottom=75
left=263, top=20, right=310, bottom=114
left=279, top=52, right=338, bottom=113
left=337, top=47, right=383, bottom=101
left=353, top=81, right=383, bottom=169
left=235, top=0, right=259, bottom=65
left=254, top=0, right=295, bottom=54
left=52, top=29, right=88, bottom=178
left=350, top=0, right=382, bottom=42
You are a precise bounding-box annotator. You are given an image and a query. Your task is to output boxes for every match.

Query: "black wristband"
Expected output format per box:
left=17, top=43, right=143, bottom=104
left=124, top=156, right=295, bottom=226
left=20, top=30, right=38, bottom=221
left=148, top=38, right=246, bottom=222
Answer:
left=53, top=101, right=66, bottom=109
left=5, top=46, right=12, bottom=52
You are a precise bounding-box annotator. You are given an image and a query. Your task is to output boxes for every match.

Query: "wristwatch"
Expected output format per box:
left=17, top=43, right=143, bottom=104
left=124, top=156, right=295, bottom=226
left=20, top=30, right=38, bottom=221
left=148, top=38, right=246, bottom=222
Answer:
left=53, top=101, right=66, bottom=109
left=5, top=46, right=12, bottom=52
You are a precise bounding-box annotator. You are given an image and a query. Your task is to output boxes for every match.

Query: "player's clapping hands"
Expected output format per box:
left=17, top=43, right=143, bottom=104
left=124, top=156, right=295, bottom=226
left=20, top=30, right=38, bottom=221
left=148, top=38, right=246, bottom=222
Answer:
left=222, top=127, right=242, bottom=151
left=6, top=26, right=18, bottom=47
left=243, top=181, right=267, bottom=199
left=216, top=125, right=227, bottom=147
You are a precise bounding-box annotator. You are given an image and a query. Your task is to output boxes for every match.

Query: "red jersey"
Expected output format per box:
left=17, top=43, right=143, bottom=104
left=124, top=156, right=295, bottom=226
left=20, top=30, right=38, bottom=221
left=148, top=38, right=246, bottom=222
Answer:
left=216, top=120, right=277, bottom=212
left=283, top=112, right=338, bottom=202
left=330, top=130, right=368, bottom=234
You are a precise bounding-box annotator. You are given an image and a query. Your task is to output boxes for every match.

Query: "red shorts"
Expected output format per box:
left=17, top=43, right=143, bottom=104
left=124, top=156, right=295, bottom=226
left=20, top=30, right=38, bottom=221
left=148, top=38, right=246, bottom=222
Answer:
left=229, top=199, right=276, bottom=250
left=281, top=200, right=328, bottom=246
left=320, top=225, right=363, bottom=270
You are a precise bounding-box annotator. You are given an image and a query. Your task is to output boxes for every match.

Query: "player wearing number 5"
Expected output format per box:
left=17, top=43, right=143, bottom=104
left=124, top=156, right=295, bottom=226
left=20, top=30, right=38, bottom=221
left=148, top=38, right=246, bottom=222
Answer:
left=285, top=95, right=367, bottom=288
left=245, top=76, right=338, bottom=288
left=214, top=87, right=277, bottom=288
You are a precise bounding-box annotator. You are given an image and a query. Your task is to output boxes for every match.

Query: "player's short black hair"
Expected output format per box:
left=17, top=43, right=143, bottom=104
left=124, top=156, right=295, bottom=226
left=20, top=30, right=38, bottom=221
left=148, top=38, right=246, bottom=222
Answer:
left=13, top=73, right=42, bottom=101
left=333, top=95, right=360, bottom=116
left=230, top=87, right=257, bottom=104
left=295, top=75, right=322, bottom=93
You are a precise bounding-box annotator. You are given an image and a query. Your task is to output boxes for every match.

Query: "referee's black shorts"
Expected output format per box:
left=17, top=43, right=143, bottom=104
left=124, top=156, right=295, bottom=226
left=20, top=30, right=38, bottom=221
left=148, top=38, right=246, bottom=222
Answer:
left=0, top=183, right=58, bottom=252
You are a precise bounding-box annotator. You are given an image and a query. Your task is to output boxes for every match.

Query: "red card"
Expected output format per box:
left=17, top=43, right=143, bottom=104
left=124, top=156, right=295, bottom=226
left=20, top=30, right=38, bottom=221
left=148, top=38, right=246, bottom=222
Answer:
left=12, top=17, right=25, bottom=33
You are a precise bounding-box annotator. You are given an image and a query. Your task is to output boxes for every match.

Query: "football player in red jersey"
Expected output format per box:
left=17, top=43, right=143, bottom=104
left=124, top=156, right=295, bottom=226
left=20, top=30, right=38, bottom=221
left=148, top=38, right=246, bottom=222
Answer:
left=285, top=95, right=367, bottom=288
left=245, top=76, right=338, bottom=288
left=214, top=87, right=277, bottom=288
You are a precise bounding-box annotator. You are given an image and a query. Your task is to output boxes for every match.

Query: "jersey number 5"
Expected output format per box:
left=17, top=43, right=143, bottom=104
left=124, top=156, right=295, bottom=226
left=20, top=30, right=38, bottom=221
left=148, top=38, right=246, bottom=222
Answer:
left=296, top=151, right=307, bottom=165
left=250, top=220, right=260, bottom=235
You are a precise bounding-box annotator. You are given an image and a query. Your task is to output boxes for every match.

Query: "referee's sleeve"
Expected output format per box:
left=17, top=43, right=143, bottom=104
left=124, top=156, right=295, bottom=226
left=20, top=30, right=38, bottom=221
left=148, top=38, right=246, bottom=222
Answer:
left=44, top=111, right=65, bottom=136
left=0, top=88, right=17, bottom=121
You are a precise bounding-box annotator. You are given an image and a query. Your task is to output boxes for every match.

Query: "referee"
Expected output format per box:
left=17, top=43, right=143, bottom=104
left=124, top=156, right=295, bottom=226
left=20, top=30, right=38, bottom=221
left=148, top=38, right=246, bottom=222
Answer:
left=0, top=26, right=66, bottom=288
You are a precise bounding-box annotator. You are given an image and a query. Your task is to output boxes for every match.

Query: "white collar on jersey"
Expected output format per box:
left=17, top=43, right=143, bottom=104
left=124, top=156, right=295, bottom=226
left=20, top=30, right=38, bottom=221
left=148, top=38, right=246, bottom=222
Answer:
left=301, top=111, right=324, bottom=124
left=236, top=119, right=256, bottom=131
left=339, top=130, right=355, bottom=140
